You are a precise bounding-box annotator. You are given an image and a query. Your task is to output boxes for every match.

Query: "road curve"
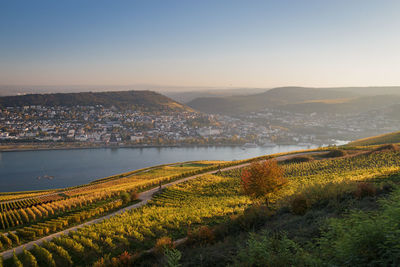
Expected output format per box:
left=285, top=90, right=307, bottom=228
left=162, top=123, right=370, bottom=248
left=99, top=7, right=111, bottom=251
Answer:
left=0, top=150, right=327, bottom=259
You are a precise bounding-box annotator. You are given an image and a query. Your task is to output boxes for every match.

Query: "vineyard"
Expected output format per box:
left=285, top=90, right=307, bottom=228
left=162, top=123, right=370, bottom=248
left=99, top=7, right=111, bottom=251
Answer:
left=1, top=172, right=252, bottom=266
left=0, top=160, right=237, bottom=260
left=3, top=147, right=400, bottom=266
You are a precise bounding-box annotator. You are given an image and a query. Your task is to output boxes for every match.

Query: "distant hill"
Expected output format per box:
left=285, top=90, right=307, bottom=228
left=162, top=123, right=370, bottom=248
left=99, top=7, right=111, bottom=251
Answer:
left=164, top=88, right=268, bottom=103
left=324, top=86, right=400, bottom=96
left=281, top=95, right=400, bottom=114
left=348, top=131, right=400, bottom=146
left=188, top=86, right=400, bottom=115
left=187, top=87, right=356, bottom=114
left=0, top=90, right=193, bottom=112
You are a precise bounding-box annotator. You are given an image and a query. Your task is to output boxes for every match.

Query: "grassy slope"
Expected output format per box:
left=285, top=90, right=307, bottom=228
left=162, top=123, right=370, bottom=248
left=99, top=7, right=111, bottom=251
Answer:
left=173, top=150, right=400, bottom=266
left=5, top=146, right=400, bottom=266
left=348, top=131, right=400, bottom=146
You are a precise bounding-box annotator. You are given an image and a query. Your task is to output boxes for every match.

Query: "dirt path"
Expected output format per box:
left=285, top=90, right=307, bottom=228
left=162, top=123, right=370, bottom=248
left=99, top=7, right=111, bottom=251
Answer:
left=0, top=151, right=327, bottom=259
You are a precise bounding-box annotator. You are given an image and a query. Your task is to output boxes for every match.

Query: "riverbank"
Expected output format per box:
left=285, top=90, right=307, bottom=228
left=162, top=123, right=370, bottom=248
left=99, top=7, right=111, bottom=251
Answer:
left=0, top=142, right=324, bottom=152
left=0, top=145, right=321, bottom=192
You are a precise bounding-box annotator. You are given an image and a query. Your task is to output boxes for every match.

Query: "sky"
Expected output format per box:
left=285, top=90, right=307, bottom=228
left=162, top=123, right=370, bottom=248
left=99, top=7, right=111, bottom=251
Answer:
left=1, top=0, right=400, bottom=90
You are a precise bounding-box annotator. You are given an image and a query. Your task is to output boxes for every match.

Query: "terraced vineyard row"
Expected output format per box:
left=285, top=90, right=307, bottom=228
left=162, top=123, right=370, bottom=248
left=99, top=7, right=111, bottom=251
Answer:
left=0, top=191, right=121, bottom=231
left=284, top=151, right=400, bottom=177
left=2, top=173, right=252, bottom=266
left=0, top=194, right=64, bottom=213
left=0, top=199, right=124, bottom=254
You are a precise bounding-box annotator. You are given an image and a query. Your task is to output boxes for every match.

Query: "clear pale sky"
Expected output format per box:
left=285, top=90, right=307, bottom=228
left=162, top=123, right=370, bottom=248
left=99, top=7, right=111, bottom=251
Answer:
left=1, top=0, right=400, bottom=89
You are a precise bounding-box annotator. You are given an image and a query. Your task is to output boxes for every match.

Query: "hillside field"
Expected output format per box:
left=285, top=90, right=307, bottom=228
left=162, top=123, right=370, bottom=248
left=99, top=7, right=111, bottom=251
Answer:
left=348, top=131, right=400, bottom=146
left=1, top=145, right=400, bottom=266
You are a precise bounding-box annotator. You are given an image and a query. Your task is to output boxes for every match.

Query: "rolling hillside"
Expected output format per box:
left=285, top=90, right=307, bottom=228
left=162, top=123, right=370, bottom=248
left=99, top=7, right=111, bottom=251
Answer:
left=348, top=131, right=400, bottom=146
left=2, top=145, right=400, bottom=266
left=0, top=90, right=193, bottom=112
left=187, top=87, right=355, bottom=114
left=187, top=86, right=400, bottom=115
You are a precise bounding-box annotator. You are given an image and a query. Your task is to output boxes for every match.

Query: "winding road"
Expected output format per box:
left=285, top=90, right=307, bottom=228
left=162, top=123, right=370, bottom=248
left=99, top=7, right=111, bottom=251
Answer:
left=0, top=151, right=327, bottom=259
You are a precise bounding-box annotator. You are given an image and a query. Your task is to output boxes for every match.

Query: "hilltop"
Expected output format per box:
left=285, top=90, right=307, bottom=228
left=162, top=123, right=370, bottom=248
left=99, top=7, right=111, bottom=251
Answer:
left=187, top=86, right=400, bottom=115
left=0, top=90, right=193, bottom=112
left=349, top=131, right=400, bottom=146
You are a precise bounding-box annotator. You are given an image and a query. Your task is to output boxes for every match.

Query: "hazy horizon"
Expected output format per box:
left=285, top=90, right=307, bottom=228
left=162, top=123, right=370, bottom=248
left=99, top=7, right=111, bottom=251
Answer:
left=1, top=0, right=400, bottom=90
left=2, top=84, right=400, bottom=96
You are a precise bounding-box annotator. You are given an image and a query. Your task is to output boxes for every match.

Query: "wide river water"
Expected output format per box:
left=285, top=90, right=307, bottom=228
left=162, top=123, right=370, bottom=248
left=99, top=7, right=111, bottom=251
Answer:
left=0, top=145, right=319, bottom=192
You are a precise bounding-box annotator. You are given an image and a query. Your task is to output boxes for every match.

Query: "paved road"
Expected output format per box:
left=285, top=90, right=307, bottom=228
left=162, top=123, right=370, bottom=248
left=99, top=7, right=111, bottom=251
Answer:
left=0, top=150, right=327, bottom=259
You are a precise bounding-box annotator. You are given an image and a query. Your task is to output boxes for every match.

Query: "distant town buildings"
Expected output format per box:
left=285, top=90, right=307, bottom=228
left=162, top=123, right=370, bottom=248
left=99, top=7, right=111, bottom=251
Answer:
left=1, top=104, right=398, bottom=147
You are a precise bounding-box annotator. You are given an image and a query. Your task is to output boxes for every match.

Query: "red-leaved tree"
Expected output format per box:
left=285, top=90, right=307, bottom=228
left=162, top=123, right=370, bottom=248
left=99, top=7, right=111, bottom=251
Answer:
left=241, top=160, right=287, bottom=199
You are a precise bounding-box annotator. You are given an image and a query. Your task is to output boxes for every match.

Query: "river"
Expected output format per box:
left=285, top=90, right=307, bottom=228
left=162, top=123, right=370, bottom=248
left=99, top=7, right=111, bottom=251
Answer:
left=0, top=145, right=320, bottom=192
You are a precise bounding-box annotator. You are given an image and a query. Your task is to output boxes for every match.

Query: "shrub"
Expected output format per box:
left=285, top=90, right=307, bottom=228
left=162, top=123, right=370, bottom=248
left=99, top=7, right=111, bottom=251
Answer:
left=130, top=191, right=139, bottom=201
left=111, top=251, right=133, bottom=266
left=154, top=236, right=174, bottom=255
left=119, top=191, right=130, bottom=204
left=0, top=255, right=3, bottom=267
left=318, top=187, right=400, bottom=265
left=325, top=149, right=347, bottom=158
left=164, top=248, right=182, bottom=267
left=241, top=160, right=287, bottom=199
left=188, top=226, right=215, bottom=245
left=290, top=194, right=310, bottom=215
left=354, top=182, right=376, bottom=199
left=234, top=231, right=315, bottom=266
left=283, top=155, right=313, bottom=164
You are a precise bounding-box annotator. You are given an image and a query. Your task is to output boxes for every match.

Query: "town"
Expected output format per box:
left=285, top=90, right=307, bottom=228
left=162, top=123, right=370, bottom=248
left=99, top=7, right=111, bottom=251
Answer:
left=1, top=104, right=399, bottom=149
left=0, top=105, right=266, bottom=147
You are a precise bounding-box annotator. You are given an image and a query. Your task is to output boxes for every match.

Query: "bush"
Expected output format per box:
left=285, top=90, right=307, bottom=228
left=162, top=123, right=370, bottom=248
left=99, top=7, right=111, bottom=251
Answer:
left=164, top=248, right=182, bottom=267
left=110, top=251, right=133, bottom=266
left=215, top=205, right=273, bottom=237
left=325, top=149, right=347, bottom=158
left=130, top=191, right=139, bottom=201
left=188, top=226, right=215, bottom=245
left=234, top=231, right=316, bottom=267
left=354, top=182, right=376, bottom=199
left=283, top=155, right=313, bottom=164
left=241, top=160, right=287, bottom=199
left=154, top=236, right=174, bottom=255
left=119, top=191, right=131, bottom=204
left=318, top=187, right=400, bottom=265
left=290, top=194, right=310, bottom=215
